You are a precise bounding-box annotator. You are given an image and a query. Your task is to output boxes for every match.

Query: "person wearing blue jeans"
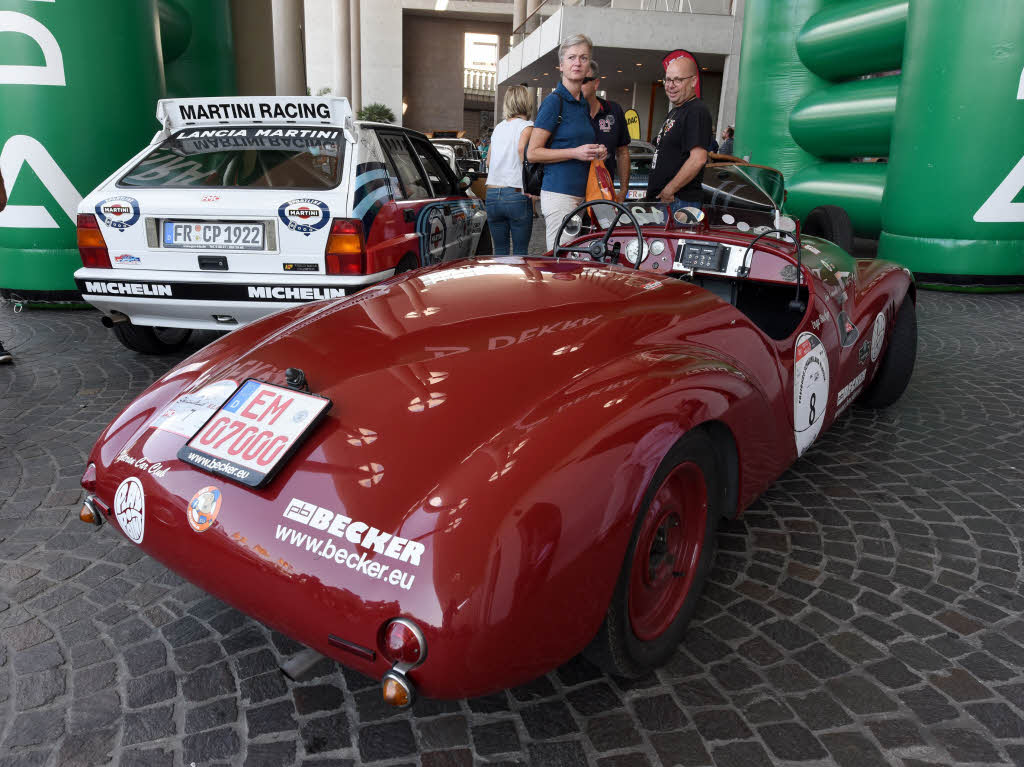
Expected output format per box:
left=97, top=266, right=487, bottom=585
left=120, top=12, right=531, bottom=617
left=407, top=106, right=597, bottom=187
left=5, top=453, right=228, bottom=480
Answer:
left=485, top=187, right=534, bottom=255
left=484, top=86, right=536, bottom=255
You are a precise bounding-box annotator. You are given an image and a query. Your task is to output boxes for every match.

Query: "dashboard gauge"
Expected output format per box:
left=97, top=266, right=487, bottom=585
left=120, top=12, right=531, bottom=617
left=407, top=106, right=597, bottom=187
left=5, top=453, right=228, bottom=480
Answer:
left=650, top=240, right=666, bottom=256
left=624, top=239, right=648, bottom=264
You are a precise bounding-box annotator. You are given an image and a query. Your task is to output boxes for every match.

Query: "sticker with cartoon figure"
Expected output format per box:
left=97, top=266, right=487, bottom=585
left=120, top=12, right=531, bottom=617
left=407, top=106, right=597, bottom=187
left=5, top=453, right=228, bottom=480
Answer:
left=793, top=332, right=829, bottom=457
left=96, top=196, right=141, bottom=231
left=187, top=486, right=222, bottom=533
left=152, top=380, right=238, bottom=438
left=278, top=198, right=330, bottom=236
left=870, top=311, right=886, bottom=362
left=114, top=476, right=146, bottom=543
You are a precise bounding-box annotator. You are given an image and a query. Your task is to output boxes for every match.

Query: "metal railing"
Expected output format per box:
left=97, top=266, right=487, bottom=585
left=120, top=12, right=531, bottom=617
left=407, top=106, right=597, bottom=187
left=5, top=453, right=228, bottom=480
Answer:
left=512, top=0, right=733, bottom=45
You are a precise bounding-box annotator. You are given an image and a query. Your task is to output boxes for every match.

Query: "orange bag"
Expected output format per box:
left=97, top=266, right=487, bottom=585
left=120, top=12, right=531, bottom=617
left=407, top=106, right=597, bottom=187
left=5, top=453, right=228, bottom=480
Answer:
left=586, top=159, right=615, bottom=202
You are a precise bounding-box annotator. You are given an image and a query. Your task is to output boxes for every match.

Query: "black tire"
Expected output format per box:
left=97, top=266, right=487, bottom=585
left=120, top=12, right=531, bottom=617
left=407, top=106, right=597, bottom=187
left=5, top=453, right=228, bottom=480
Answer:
left=585, top=430, right=721, bottom=677
left=112, top=322, right=192, bottom=355
left=803, top=205, right=855, bottom=254
left=858, top=297, right=917, bottom=409
left=475, top=227, right=493, bottom=256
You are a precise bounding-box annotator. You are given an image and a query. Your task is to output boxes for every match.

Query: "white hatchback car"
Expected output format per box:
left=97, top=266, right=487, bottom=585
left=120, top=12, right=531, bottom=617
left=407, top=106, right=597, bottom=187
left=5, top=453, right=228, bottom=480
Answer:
left=74, top=96, right=487, bottom=354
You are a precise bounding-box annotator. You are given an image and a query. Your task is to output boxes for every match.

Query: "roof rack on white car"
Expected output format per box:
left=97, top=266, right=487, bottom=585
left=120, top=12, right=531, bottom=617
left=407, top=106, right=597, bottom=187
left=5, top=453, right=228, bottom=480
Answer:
left=154, top=96, right=356, bottom=141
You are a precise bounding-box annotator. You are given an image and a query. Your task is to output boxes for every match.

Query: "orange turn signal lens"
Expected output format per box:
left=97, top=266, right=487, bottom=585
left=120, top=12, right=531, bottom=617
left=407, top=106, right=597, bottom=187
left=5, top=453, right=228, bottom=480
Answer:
left=382, top=675, right=412, bottom=708
left=80, top=503, right=97, bottom=525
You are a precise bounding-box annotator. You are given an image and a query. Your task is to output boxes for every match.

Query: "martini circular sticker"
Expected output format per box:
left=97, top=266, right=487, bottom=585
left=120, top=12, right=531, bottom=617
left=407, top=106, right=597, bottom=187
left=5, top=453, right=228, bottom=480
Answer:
left=113, top=476, right=146, bottom=543
left=870, top=312, right=886, bottom=362
left=793, top=331, right=829, bottom=457
left=187, top=486, right=222, bottom=533
left=278, top=198, right=330, bottom=236
left=426, top=209, right=446, bottom=262
left=96, top=196, right=141, bottom=231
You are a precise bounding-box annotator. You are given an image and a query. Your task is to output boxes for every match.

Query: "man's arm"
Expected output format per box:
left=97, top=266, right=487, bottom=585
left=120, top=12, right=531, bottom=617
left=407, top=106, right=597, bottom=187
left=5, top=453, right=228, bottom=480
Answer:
left=615, top=145, right=630, bottom=202
left=656, top=146, right=707, bottom=203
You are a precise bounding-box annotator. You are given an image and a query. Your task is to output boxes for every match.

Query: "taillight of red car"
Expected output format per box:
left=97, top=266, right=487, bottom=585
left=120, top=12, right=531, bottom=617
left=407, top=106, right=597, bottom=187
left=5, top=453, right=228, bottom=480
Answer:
left=77, top=214, right=112, bottom=268
left=324, top=218, right=366, bottom=275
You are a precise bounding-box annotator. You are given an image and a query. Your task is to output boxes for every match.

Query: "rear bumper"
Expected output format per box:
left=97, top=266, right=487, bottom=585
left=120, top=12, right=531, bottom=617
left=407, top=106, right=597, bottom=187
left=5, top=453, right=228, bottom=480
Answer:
left=74, top=267, right=394, bottom=330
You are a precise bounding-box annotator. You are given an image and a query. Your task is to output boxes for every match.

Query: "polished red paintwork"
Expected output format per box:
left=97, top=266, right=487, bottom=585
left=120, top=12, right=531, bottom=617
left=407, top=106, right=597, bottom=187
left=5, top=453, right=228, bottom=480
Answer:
left=83, top=225, right=913, bottom=699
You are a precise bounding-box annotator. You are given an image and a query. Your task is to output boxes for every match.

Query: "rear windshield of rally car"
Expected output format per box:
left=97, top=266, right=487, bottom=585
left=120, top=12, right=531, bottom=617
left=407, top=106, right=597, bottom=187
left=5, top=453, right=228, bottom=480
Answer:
left=117, top=127, right=344, bottom=190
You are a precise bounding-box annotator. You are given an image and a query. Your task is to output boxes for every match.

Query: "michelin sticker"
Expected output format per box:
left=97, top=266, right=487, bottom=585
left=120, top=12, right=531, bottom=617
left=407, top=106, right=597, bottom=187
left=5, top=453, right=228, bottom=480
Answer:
left=114, top=477, right=146, bottom=544
left=871, top=311, right=886, bottom=362
left=187, top=486, right=223, bottom=533
left=278, top=198, right=330, bottom=236
left=793, top=332, right=829, bottom=457
left=96, top=196, right=141, bottom=231
left=152, top=380, right=238, bottom=438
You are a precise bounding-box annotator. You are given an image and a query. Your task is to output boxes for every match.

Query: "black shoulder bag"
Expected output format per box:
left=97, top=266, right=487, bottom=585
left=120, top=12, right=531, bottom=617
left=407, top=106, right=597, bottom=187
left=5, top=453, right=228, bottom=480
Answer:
left=522, top=96, right=563, bottom=196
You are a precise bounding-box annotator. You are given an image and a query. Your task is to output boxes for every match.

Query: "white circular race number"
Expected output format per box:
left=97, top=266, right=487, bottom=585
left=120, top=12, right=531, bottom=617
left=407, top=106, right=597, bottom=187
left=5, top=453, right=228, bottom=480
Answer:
left=794, top=332, right=830, bottom=457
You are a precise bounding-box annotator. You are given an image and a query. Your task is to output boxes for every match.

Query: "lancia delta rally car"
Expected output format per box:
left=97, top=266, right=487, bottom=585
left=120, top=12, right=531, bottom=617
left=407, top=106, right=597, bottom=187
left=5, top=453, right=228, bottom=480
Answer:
left=74, top=97, right=487, bottom=354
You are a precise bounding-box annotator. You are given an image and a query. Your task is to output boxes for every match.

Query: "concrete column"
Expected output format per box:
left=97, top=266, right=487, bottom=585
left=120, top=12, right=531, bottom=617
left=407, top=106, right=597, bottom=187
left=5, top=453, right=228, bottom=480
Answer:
left=332, top=0, right=351, bottom=98
left=514, top=0, right=527, bottom=29
left=717, top=0, right=744, bottom=139
left=272, top=0, right=307, bottom=95
left=360, top=0, right=401, bottom=124
left=230, top=0, right=276, bottom=95
left=350, top=0, right=362, bottom=112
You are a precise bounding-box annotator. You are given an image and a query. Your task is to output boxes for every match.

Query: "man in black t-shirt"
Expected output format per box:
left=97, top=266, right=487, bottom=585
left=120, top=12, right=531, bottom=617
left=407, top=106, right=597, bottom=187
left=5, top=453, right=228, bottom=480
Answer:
left=647, top=49, right=712, bottom=213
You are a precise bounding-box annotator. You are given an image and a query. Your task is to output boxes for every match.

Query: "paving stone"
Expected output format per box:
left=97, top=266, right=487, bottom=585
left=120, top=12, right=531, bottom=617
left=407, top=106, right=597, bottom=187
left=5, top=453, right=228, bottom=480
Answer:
left=123, top=639, right=166, bottom=676
left=865, top=657, right=921, bottom=689
left=692, top=709, right=753, bottom=740
left=758, top=721, right=828, bottom=761
left=358, top=720, right=417, bottom=762
left=294, top=683, right=344, bottom=714
left=119, top=748, right=174, bottom=767
left=416, top=714, right=468, bottom=750
left=126, top=669, right=177, bottom=708
left=174, top=639, right=225, bottom=672
left=300, top=712, right=351, bottom=754
left=183, top=660, right=236, bottom=701
left=820, top=731, right=889, bottom=767
left=472, top=720, right=520, bottom=756
left=72, top=661, right=117, bottom=695
left=760, top=619, right=816, bottom=650
left=793, top=643, right=851, bottom=679
left=246, top=699, right=297, bottom=736
left=966, top=701, right=1024, bottom=739
left=54, top=728, right=117, bottom=767
left=825, top=675, right=898, bottom=715
left=68, top=689, right=121, bottom=733
left=182, top=727, right=242, bottom=764
left=565, top=681, right=621, bottom=716
left=928, top=668, right=991, bottom=701
left=899, top=687, right=959, bottom=724
left=631, top=693, right=686, bottom=731
left=648, top=730, right=711, bottom=767
left=595, top=754, right=651, bottom=767
left=867, top=717, right=926, bottom=748
left=122, top=704, right=175, bottom=746
left=934, top=727, right=1003, bottom=763
left=245, top=741, right=298, bottom=767
left=15, top=668, right=65, bottom=710
left=787, top=690, right=852, bottom=730
left=4, top=707, right=65, bottom=747
left=586, top=711, right=642, bottom=751
left=520, top=699, right=578, bottom=738
left=711, top=741, right=774, bottom=767
left=13, top=641, right=64, bottom=674
left=3, top=619, right=54, bottom=651
left=527, top=740, right=589, bottom=767
left=185, top=697, right=238, bottom=734
left=240, top=670, right=288, bottom=704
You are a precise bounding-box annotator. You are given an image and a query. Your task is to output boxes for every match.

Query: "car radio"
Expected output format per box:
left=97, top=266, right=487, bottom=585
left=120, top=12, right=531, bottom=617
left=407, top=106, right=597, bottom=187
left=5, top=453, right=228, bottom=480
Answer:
left=677, top=241, right=728, bottom=272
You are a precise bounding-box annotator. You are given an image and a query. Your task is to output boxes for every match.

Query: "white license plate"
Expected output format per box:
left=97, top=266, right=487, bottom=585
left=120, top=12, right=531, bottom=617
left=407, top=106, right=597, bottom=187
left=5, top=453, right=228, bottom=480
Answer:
left=179, top=380, right=331, bottom=487
left=163, top=221, right=265, bottom=250
left=626, top=189, right=646, bottom=200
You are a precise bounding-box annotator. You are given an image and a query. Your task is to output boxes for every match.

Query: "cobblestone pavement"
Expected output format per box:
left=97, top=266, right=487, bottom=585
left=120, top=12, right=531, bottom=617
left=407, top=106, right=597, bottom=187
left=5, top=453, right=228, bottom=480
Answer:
left=1, top=282, right=1023, bottom=767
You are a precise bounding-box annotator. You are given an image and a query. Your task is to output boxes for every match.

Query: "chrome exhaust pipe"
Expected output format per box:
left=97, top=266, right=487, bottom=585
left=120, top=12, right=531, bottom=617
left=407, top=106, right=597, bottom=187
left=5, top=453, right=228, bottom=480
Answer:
left=100, top=314, right=129, bottom=328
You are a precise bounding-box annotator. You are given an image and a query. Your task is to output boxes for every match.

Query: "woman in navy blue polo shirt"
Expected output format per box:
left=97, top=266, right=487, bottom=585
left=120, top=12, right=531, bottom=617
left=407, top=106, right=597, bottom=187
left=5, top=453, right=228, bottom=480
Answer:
left=526, top=34, right=608, bottom=251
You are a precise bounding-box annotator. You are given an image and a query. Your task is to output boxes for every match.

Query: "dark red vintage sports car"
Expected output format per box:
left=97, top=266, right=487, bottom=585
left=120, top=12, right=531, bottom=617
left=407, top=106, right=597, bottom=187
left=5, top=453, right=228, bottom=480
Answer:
left=79, top=201, right=916, bottom=706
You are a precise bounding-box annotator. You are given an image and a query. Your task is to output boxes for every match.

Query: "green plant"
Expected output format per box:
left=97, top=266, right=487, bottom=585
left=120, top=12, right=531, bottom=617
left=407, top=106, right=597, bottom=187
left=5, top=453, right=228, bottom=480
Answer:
left=357, top=103, right=396, bottom=124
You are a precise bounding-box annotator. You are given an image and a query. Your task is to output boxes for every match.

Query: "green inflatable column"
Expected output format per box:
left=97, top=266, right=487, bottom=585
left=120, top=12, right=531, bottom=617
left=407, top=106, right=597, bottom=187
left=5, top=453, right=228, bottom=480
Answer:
left=733, top=0, right=828, bottom=180
left=0, top=0, right=165, bottom=297
left=160, top=0, right=237, bottom=98
left=878, top=0, right=1024, bottom=289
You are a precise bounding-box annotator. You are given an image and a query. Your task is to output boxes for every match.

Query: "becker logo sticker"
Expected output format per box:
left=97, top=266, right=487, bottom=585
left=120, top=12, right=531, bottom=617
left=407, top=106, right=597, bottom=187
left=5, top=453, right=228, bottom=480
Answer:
left=793, top=332, right=829, bottom=457
left=187, top=486, right=222, bottom=532
left=278, top=198, right=330, bottom=236
left=113, top=477, right=146, bottom=544
left=871, top=311, right=886, bottom=362
left=96, top=196, right=141, bottom=231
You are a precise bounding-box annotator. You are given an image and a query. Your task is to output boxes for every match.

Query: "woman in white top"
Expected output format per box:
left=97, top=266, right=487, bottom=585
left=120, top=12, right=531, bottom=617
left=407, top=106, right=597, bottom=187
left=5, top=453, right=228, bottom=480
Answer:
left=484, top=86, right=535, bottom=255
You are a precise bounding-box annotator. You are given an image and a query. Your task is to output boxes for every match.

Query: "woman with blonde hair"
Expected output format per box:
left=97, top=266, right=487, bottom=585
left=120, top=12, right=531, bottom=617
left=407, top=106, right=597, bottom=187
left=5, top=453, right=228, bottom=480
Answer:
left=484, top=85, right=536, bottom=255
left=526, top=33, right=607, bottom=250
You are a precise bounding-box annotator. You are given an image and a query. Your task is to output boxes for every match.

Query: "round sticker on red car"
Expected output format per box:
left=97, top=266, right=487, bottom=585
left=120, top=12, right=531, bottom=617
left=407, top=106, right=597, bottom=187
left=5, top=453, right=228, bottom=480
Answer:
left=187, top=486, right=223, bottom=532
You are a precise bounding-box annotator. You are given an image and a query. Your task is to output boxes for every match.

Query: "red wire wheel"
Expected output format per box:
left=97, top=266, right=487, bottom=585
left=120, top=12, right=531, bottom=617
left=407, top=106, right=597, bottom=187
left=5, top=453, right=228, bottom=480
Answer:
left=628, top=461, right=708, bottom=641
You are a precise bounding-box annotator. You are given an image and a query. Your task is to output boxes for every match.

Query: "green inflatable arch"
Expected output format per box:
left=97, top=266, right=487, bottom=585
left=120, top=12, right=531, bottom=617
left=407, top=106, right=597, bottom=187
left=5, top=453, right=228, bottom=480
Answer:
left=735, top=0, right=1024, bottom=290
left=0, top=0, right=235, bottom=299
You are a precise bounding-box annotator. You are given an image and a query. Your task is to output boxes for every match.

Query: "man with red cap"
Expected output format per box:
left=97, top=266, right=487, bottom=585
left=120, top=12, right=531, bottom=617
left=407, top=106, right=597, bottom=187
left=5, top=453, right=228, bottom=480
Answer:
left=646, top=49, right=712, bottom=215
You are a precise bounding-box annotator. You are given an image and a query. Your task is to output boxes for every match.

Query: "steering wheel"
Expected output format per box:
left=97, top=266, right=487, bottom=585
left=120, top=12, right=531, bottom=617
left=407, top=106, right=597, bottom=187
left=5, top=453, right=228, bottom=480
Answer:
left=553, top=200, right=645, bottom=269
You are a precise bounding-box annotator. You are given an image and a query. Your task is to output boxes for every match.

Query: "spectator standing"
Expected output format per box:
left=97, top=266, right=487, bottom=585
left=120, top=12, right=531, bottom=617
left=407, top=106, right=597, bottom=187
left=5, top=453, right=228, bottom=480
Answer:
left=527, top=33, right=608, bottom=250
left=484, top=86, right=535, bottom=255
left=719, top=126, right=735, bottom=156
left=647, top=49, right=712, bottom=215
left=582, top=59, right=630, bottom=203
left=0, top=169, right=13, bottom=364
